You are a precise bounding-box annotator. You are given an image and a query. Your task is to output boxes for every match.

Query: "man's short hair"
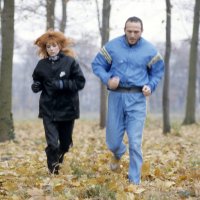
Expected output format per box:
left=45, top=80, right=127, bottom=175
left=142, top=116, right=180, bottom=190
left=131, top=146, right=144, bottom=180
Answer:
left=124, top=16, right=143, bottom=31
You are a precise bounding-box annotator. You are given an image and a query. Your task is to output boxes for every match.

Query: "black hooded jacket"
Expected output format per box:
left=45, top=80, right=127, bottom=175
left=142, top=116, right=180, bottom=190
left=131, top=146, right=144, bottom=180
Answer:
left=32, top=53, right=85, bottom=121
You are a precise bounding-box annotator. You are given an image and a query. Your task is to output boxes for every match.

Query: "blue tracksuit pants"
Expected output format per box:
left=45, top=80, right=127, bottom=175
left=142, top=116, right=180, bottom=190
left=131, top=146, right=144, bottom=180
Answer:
left=106, top=91, right=146, bottom=184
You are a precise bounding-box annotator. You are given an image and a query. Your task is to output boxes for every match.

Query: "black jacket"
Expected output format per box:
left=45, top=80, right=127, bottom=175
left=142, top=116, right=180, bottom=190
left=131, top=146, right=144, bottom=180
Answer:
left=32, top=53, right=85, bottom=121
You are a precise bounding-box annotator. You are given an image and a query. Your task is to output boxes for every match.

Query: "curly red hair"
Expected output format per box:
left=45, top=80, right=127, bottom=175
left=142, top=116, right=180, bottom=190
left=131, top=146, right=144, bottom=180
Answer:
left=34, top=30, right=75, bottom=58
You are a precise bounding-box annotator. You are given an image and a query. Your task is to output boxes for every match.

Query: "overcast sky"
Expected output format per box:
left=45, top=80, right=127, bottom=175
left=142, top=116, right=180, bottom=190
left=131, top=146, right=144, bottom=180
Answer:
left=66, top=0, right=194, bottom=42
left=14, top=0, right=195, bottom=42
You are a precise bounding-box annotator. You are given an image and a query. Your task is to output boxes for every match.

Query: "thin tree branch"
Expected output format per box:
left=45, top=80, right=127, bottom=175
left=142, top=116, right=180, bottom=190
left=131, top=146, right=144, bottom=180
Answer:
left=95, top=0, right=102, bottom=37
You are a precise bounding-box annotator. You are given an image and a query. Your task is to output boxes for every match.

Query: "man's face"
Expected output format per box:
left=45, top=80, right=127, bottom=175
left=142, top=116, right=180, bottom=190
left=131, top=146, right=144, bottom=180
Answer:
left=124, top=21, right=143, bottom=45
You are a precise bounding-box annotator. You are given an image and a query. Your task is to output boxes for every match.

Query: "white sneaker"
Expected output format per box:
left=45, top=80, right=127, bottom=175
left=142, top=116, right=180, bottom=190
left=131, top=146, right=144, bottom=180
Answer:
left=110, top=156, right=120, bottom=171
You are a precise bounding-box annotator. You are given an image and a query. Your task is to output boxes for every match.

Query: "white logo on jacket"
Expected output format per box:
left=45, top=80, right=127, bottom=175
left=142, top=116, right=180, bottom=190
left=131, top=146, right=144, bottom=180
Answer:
left=60, top=71, right=66, bottom=77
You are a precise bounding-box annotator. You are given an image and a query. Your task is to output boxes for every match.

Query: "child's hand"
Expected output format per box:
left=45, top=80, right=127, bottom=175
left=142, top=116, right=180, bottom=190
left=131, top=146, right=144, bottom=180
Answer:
left=31, top=81, right=42, bottom=93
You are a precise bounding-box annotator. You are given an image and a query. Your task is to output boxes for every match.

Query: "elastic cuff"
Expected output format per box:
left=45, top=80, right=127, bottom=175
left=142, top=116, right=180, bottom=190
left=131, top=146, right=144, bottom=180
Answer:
left=59, top=80, right=63, bottom=89
left=146, top=84, right=152, bottom=93
left=104, top=73, right=113, bottom=86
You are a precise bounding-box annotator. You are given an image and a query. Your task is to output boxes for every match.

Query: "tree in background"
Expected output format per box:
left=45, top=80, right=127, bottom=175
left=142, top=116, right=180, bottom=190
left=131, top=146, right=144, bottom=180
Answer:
left=60, top=0, right=69, bottom=32
left=162, top=0, right=171, bottom=134
left=95, top=0, right=111, bottom=128
left=0, top=0, right=2, bottom=32
left=46, top=0, right=56, bottom=30
left=0, top=0, right=15, bottom=142
left=46, top=0, right=70, bottom=33
left=183, top=0, right=200, bottom=125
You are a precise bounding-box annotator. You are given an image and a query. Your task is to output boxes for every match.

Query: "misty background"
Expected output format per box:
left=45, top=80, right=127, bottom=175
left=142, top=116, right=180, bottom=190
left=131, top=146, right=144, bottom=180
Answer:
left=9, top=0, right=200, bottom=120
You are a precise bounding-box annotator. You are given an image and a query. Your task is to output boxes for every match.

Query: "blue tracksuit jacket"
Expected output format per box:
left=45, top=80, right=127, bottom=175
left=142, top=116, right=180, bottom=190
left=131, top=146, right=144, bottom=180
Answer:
left=92, top=35, right=164, bottom=92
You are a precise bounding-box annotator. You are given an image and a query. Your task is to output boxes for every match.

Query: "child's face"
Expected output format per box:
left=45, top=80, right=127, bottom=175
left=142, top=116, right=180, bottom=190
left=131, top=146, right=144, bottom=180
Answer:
left=46, top=42, right=60, bottom=57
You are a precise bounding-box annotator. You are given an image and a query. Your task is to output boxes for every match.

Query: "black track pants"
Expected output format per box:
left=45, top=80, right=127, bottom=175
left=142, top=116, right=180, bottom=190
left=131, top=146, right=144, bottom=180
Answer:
left=42, top=117, right=74, bottom=172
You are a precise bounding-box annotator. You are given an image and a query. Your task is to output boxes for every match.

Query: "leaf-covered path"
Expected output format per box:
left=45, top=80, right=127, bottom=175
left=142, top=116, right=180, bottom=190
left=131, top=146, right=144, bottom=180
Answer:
left=0, top=119, right=200, bottom=199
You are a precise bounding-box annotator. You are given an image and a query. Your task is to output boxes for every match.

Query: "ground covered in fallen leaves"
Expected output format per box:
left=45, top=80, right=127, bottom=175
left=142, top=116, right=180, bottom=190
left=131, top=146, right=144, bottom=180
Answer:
left=0, top=118, right=200, bottom=200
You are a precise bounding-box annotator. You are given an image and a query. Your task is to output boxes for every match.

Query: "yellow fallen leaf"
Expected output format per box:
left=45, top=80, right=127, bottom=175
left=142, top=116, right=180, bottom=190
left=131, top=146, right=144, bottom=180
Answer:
left=192, top=181, right=200, bottom=197
left=124, top=184, right=135, bottom=192
left=154, top=179, right=175, bottom=190
left=27, top=187, right=44, bottom=196
left=126, top=192, right=136, bottom=200
left=124, top=183, right=146, bottom=194
left=164, top=181, right=175, bottom=188
left=85, top=178, right=98, bottom=185
left=116, top=191, right=135, bottom=200
left=44, top=197, right=57, bottom=200
left=3, top=181, right=18, bottom=191
left=53, top=184, right=65, bottom=192
left=9, top=195, right=21, bottom=200
left=177, top=175, right=188, bottom=184
left=107, top=181, right=119, bottom=191
left=70, top=181, right=81, bottom=187
left=154, top=167, right=164, bottom=178
left=142, top=161, right=151, bottom=177
left=134, top=187, right=146, bottom=194
left=0, top=170, right=18, bottom=176
left=95, top=176, right=107, bottom=184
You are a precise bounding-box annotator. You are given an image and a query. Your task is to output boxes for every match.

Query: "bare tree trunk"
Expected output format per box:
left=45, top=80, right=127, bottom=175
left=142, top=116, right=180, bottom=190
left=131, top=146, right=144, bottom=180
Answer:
left=0, top=0, right=2, bottom=74
left=0, top=0, right=15, bottom=142
left=95, top=0, right=101, bottom=35
left=183, top=0, right=200, bottom=125
left=0, top=0, right=2, bottom=19
left=95, top=0, right=111, bottom=128
left=46, top=0, right=56, bottom=30
left=162, top=0, right=171, bottom=134
left=60, top=0, right=68, bottom=33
